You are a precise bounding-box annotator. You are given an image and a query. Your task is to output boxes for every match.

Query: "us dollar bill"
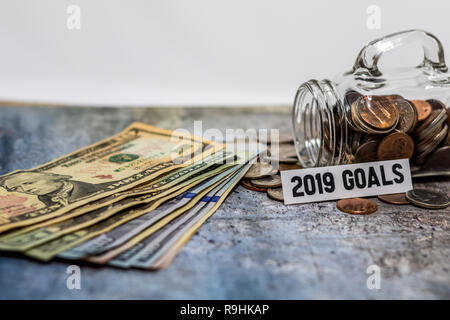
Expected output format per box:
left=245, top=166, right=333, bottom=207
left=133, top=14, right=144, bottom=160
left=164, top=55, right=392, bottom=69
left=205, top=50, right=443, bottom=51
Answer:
left=23, top=166, right=237, bottom=262
left=0, top=161, right=235, bottom=252
left=0, top=123, right=222, bottom=232
left=0, top=150, right=234, bottom=243
left=143, top=160, right=254, bottom=270
left=84, top=149, right=259, bottom=265
left=109, top=162, right=251, bottom=269
left=58, top=164, right=241, bottom=260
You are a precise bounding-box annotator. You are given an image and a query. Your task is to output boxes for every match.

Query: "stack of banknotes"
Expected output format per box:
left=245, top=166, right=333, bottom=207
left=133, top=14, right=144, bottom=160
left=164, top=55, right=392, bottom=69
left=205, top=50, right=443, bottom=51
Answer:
left=0, top=123, right=261, bottom=270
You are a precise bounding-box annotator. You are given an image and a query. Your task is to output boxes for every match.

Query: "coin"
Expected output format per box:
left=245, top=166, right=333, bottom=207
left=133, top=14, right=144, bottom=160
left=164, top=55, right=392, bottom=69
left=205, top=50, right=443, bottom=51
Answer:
left=336, top=198, right=377, bottom=215
left=414, top=108, right=447, bottom=141
left=377, top=132, right=414, bottom=161
left=244, top=162, right=276, bottom=179
left=251, top=175, right=282, bottom=188
left=357, top=96, right=399, bottom=130
left=414, top=124, right=448, bottom=164
left=267, top=187, right=284, bottom=202
left=394, top=99, right=417, bottom=133
left=406, top=189, right=450, bottom=209
left=411, top=100, right=432, bottom=121
left=241, top=179, right=267, bottom=192
left=378, top=193, right=409, bottom=205
left=354, top=140, right=379, bottom=163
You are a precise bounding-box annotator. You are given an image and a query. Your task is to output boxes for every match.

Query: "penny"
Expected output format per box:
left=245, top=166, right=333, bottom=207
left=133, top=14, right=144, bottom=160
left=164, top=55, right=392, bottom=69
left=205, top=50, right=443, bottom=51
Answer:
left=336, top=198, right=377, bottom=215
left=267, top=187, right=284, bottom=202
left=241, top=179, right=267, bottom=192
left=357, top=95, right=399, bottom=130
left=354, top=140, right=379, bottom=163
left=394, top=99, right=417, bottom=133
left=251, top=175, right=282, bottom=188
left=378, top=193, right=409, bottom=205
left=377, top=132, right=414, bottom=161
left=406, top=189, right=450, bottom=209
left=411, top=99, right=432, bottom=121
left=244, top=162, right=275, bottom=179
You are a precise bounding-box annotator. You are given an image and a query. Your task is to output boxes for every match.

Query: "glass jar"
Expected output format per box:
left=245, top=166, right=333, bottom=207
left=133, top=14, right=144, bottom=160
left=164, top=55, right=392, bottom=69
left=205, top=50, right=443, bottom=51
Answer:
left=292, top=30, right=450, bottom=169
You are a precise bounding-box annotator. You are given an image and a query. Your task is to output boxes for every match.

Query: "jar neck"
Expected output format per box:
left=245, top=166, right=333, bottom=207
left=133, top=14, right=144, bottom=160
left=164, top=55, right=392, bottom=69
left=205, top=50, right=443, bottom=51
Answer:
left=292, top=79, right=349, bottom=167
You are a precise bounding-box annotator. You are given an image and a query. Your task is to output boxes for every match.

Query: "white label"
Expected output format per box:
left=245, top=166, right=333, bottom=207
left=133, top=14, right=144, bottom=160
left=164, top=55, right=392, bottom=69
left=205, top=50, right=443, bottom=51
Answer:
left=280, top=159, right=413, bottom=205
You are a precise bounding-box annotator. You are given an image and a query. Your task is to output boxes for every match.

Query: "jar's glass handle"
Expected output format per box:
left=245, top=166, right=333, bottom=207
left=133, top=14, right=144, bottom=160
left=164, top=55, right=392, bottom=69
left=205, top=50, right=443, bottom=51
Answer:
left=353, top=29, right=448, bottom=76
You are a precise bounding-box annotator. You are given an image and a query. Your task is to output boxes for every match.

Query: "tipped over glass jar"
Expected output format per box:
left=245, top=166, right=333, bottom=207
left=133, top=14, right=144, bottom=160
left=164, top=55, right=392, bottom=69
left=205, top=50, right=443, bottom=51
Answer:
left=292, top=30, right=450, bottom=174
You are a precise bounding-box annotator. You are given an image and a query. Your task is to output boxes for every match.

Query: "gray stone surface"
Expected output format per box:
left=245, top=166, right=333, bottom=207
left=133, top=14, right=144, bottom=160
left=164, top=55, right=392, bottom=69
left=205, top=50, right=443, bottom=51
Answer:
left=0, top=104, right=449, bottom=299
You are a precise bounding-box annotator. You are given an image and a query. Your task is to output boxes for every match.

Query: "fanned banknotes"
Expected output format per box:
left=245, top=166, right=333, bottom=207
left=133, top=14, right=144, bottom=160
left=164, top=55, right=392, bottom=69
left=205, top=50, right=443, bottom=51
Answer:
left=0, top=122, right=264, bottom=269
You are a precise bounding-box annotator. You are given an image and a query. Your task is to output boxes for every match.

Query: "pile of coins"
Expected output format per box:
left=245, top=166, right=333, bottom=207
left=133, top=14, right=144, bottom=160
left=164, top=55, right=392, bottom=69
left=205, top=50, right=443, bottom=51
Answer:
left=240, top=131, right=300, bottom=203
left=345, top=93, right=450, bottom=167
left=336, top=189, right=450, bottom=216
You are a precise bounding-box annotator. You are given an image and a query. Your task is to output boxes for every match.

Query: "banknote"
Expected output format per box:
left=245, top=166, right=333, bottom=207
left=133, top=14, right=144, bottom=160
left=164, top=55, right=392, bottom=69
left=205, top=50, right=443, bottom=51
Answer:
left=144, top=160, right=253, bottom=270
left=0, top=161, right=235, bottom=252
left=108, top=162, right=252, bottom=269
left=0, top=150, right=235, bottom=245
left=0, top=122, right=222, bottom=232
left=84, top=149, right=259, bottom=264
left=106, top=168, right=239, bottom=268
left=58, top=164, right=242, bottom=260
left=24, top=165, right=239, bottom=261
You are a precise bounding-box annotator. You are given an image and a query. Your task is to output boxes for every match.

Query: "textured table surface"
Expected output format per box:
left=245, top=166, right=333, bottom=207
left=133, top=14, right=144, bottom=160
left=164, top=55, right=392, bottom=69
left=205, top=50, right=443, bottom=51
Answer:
left=0, top=104, right=449, bottom=299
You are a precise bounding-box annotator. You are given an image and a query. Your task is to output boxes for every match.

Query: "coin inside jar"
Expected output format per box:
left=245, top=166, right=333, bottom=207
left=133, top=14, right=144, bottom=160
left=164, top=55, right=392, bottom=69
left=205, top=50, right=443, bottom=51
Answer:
left=354, top=140, right=379, bottom=163
left=406, top=189, right=450, bottom=209
left=411, top=99, right=432, bottom=121
left=377, top=132, right=415, bottom=161
left=394, top=99, right=418, bottom=133
left=336, top=198, right=377, bottom=215
left=356, top=96, right=399, bottom=130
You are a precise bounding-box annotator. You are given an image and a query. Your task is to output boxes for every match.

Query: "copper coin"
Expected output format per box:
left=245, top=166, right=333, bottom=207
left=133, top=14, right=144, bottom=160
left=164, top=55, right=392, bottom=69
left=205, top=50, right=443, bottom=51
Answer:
left=357, top=95, right=399, bottom=130
left=267, top=187, right=284, bottom=202
left=337, top=198, right=377, bottom=215
left=394, top=99, right=417, bottom=133
left=251, top=175, right=282, bottom=188
left=377, top=132, right=415, bottom=161
left=354, top=140, right=379, bottom=163
left=241, top=179, right=266, bottom=192
left=411, top=100, right=432, bottom=121
left=378, top=193, right=409, bottom=205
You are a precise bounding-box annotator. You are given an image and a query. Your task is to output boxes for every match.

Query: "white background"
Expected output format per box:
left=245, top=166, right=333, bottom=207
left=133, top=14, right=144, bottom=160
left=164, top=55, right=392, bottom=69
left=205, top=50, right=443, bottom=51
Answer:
left=0, top=0, right=449, bottom=106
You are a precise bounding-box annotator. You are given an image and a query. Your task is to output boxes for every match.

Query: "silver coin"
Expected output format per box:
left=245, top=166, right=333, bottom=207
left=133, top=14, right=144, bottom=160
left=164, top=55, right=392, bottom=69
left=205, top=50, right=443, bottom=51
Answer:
left=251, top=175, right=282, bottom=188
left=406, top=189, right=450, bottom=209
